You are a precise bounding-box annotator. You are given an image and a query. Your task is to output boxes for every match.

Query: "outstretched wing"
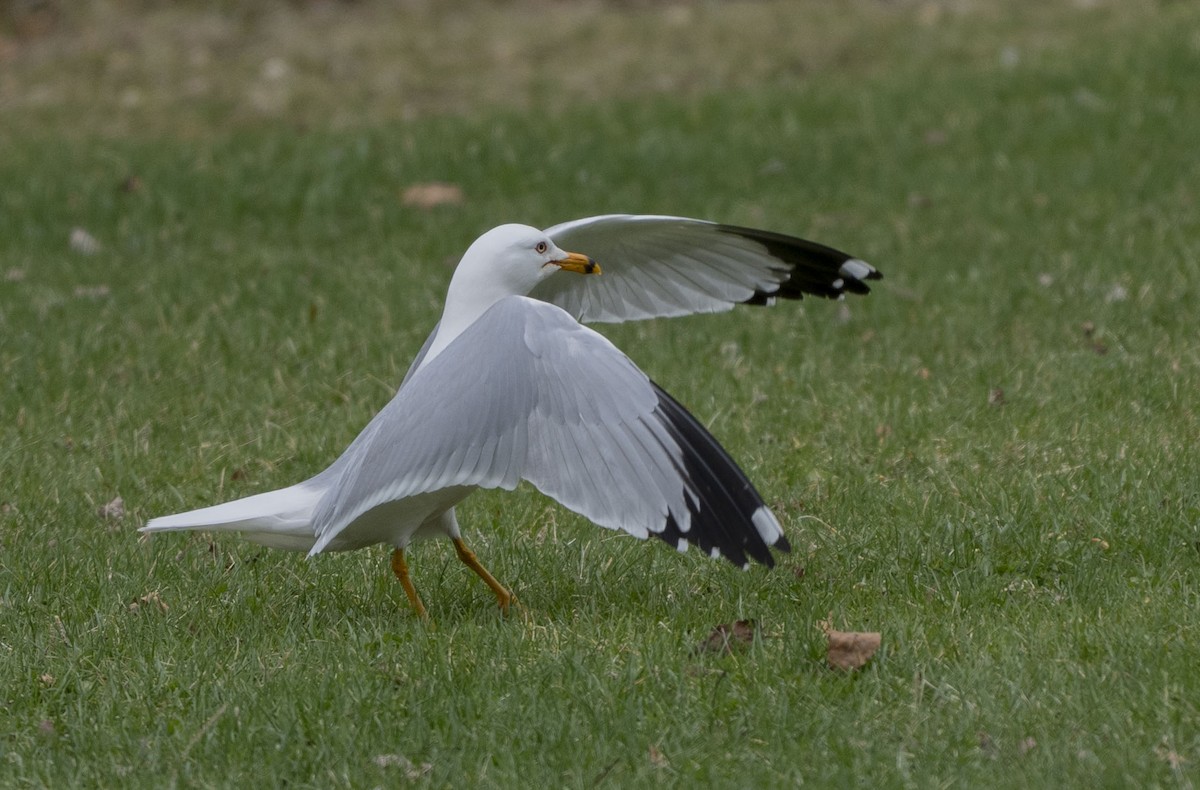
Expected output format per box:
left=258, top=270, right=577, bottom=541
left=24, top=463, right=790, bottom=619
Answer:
left=310, top=296, right=789, bottom=567
left=529, top=214, right=880, bottom=323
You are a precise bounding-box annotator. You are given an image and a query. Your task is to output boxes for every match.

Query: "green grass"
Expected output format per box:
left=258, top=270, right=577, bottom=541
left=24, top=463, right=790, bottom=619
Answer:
left=3, top=1, right=1200, bottom=786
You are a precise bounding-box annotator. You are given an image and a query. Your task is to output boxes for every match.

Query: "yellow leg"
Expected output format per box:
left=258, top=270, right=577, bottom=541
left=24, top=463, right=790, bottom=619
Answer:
left=452, top=538, right=514, bottom=613
left=390, top=548, right=429, bottom=620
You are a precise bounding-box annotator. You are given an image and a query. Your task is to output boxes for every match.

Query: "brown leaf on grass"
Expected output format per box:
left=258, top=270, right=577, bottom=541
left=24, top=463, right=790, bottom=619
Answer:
left=401, top=182, right=464, bottom=209
left=648, top=744, right=670, bottom=768
left=695, top=620, right=756, bottom=655
left=39, top=673, right=55, bottom=687
left=98, top=496, right=125, bottom=520
left=988, top=387, right=1006, bottom=407
left=129, top=591, right=169, bottom=614
left=825, top=628, right=881, bottom=671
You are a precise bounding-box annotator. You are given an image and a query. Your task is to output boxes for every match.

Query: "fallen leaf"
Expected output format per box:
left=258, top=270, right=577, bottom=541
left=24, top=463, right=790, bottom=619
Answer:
left=129, top=591, right=169, bottom=614
left=98, top=496, right=125, bottom=520
left=917, top=367, right=932, bottom=380
left=39, top=673, right=55, bottom=687
left=695, top=620, right=756, bottom=655
left=69, top=227, right=101, bottom=255
left=402, top=182, right=464, bottom=209
left=1018, top=737, right=1037, bottom=755
left=826, top=629, right=882, bottom=670
left=988, top=387, right=1006, bottom=407
left=648, top=744, right=670, bottom=768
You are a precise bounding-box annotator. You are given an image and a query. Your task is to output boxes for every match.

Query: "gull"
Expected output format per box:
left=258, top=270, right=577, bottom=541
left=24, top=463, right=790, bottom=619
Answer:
left=142, top=215, right=880, bottom=617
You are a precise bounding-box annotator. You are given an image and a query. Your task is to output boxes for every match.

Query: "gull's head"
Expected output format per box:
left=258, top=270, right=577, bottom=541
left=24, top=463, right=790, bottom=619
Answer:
left=456, top=224, right=600, bottom=297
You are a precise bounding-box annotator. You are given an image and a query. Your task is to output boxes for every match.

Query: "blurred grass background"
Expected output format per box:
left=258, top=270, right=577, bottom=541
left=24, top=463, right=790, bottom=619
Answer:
left=2, top=1, right=1199, bottom=787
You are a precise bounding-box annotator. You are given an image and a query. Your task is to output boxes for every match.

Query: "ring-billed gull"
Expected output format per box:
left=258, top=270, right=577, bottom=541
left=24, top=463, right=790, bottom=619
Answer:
left=142, top=216, right=879, bottom=617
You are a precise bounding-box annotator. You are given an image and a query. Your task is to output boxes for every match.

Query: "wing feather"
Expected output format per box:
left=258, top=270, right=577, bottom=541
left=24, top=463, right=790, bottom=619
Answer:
left=309, top=296, right=787, bottom=566
left=533, top=214, right=880, bottom=323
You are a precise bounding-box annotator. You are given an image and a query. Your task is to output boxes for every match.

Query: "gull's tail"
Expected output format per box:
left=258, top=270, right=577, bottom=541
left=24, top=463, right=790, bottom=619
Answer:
left=140, top=482, right=325, bottom=552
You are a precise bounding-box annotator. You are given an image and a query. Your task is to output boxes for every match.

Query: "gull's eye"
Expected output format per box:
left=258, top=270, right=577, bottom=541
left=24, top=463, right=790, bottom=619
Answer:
left=535, top=241, right=548, bottom=254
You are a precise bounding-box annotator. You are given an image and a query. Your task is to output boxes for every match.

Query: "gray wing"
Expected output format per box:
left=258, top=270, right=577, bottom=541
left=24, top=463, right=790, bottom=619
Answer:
left=309, top=296, right=789, bottom=567
left=528, top=214, right=881, bottom=323
left=398, top=320, right=439, bottom=390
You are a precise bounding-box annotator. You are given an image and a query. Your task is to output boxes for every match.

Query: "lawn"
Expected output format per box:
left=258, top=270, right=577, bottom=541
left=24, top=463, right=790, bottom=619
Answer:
left=2, top=1, right=1199, bottom=786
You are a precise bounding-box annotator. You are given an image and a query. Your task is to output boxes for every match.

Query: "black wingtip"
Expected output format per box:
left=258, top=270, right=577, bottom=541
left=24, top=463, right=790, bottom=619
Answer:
left=714, top=224, right=881, bottom=303
left=647, top=383, right=788, bottom=570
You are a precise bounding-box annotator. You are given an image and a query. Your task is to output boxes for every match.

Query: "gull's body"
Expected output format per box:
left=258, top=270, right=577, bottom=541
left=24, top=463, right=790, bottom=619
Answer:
left=142, top=215, right=879, bottom=615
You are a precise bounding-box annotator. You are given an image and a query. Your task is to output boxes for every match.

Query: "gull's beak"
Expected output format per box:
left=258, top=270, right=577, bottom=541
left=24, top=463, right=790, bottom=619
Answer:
left=555, top=251, right=601, bottom=276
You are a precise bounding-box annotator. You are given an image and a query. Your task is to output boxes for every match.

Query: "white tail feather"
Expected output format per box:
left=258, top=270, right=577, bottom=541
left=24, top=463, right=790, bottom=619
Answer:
left=140, top=482, right=326, bottom=552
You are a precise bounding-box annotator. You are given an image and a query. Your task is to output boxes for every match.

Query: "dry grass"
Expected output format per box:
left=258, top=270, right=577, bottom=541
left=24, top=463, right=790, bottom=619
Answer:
left=0, top=0, right=1163, bottom=138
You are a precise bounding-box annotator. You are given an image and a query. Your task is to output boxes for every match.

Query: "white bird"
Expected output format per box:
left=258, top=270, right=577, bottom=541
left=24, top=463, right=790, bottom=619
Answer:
left=142, top=215, right=880, bottom=617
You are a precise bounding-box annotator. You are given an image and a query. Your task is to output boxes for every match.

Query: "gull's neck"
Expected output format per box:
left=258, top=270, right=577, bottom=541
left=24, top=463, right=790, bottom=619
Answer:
left=415, top=260, right=528, bottom=375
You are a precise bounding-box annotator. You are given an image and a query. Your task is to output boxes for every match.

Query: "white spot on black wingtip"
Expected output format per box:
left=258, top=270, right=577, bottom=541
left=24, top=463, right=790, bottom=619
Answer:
left=676, top=537, right=689, bottom=553
left=717, top=225, right=880, bottom=302
left=710, top=547, right=721, bottom=560
left=751, top=506, right=783, bottom=545
left=839, top=258, right=878, bottom=282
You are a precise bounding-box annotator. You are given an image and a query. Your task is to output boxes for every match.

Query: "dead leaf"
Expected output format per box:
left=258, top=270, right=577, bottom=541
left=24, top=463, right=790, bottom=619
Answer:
left=129, top=591, right=169, bottom=614
left=1018, top=737, right=1037, bottom=755
left=695, top=620, right=756, bottom=655
left=69, top=227, right=101, bottom=255
left=401, top=182, right=464, bottom=209
left=39, top=673, right=55, bottom=687
left=988, top=387, right=1006, bottom=407
left=826, top=629, right=881, bottom=670
left=648, top=744, right=670, bottom=768
left=98, top=496, right=125, bottom=520
left=916, top=367, right=931, bottom=380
